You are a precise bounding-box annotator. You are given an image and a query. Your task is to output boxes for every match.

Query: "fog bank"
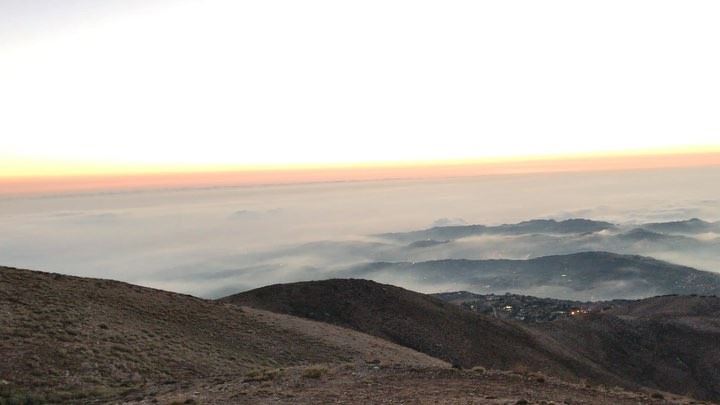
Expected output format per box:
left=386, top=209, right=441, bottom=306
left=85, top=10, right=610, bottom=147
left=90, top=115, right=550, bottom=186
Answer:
left=1, top=166, right=718, bottom=297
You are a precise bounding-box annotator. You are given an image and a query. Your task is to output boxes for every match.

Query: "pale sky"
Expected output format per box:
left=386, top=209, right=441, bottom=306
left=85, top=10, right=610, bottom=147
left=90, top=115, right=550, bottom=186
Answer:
left=1, top=0, right=719, bottom=177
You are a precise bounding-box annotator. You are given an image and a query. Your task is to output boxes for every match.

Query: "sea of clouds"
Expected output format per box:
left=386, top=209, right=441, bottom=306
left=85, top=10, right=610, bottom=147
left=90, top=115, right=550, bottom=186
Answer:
left=1, top=166, right=718, bottom=298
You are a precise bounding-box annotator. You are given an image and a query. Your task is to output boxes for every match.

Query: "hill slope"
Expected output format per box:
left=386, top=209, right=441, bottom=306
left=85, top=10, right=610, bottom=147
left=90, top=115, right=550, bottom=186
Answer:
left=534, top=295, right=720, bottom=401
left=434, top=292, right=720, bottom=401
left=227, top=279, right=720, bottom=402
left=0, top=266, right=443, bottom=403
left=223, top=279, right=624, bottom=384
left=1, top=266, right=706, bottom=404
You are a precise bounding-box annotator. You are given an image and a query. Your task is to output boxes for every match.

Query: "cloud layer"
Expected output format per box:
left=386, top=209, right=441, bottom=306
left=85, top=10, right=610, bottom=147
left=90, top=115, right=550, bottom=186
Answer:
left=1, top=166, right=718, bottom=298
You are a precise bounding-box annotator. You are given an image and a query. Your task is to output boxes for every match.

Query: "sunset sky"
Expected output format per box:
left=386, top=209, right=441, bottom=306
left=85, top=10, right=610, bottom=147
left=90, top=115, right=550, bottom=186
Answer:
left=2, top=0, right=720, bottom=300
left=1, top=0, right=719, bottom=191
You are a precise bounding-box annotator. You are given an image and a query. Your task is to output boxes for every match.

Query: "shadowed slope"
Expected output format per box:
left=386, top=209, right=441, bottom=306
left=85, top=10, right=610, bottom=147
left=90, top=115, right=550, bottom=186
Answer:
left=535, top=295, right=720, bottom=401
left=434, top=292, right=720, bottom=401
left=222, top=279, right=620, bottom=384
left=225, top=279, right=720, bottom=402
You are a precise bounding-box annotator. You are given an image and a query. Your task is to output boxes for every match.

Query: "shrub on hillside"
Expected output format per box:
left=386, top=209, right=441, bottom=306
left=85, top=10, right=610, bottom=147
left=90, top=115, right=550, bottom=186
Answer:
left=302, top=365, right=328, bottom=379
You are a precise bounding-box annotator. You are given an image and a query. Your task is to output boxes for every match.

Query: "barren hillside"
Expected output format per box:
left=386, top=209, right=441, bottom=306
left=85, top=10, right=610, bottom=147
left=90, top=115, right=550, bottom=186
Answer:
left=0, top=266, right=708, bottom=404
left=0, top=267, right=441, bottom=403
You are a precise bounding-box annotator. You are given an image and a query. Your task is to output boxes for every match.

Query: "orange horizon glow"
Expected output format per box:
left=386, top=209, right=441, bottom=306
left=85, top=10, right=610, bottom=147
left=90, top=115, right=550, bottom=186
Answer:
left=2, top=149, right=720, bottom=196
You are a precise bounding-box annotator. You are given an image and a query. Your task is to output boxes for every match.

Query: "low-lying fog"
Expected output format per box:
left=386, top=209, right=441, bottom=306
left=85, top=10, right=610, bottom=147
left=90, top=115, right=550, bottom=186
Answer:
left=1, top=166, right=718, bottom=299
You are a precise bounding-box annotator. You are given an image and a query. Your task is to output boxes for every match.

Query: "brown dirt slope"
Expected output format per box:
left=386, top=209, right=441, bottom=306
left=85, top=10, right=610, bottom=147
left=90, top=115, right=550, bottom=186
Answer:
left=139, top=364, right=695, bottom=405
left=0, top=267, right=442, bottom=403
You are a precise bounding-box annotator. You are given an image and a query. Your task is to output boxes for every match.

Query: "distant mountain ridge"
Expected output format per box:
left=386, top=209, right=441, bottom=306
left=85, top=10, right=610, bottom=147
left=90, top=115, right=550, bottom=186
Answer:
left=640, top=218, right=720, bottom=234
left=617, top=228, right=682, bottom=242
left=171, top=217, right=720, bottom=299
left=379, top=218, right=616, bottom=242
left=348, top=251, right=720, bottom=300
left=379, top=217, right=720, bottom=243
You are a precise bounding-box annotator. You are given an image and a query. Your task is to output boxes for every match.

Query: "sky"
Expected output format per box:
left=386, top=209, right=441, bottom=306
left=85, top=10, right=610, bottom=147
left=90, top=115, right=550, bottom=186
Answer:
left=1, top=0, right=719, bottom=183
left=1, top=1, right=720, bottom=298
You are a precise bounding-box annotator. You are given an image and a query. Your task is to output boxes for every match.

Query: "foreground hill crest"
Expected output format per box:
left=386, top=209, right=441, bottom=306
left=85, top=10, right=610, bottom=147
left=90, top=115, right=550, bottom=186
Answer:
left=226, top=277, right=720, bottom=402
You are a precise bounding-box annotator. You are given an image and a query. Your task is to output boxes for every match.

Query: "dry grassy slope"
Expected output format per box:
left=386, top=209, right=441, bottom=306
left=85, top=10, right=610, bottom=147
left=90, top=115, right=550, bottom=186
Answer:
left=0, top=267, right=443, bottom=403
left=243, top=307, right=447, bottom=368
left=140, top=365, right=695, bottom=405
left=222, top=279, right=626, bottom=386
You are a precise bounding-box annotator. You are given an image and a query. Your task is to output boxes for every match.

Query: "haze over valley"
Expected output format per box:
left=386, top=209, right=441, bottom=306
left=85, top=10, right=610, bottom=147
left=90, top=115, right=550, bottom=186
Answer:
left=2, top=167, right=718, bottom=299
